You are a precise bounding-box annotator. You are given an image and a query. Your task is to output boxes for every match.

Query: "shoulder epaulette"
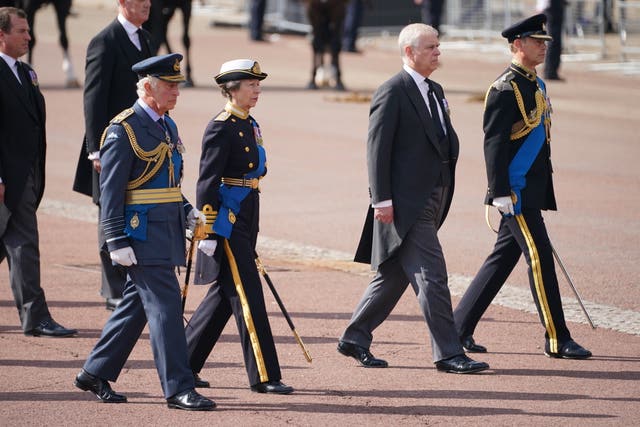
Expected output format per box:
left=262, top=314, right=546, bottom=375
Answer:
left=214, top=111, right=231, bottom=122
left=490, top=72, right=515, bottom=92
left=111, top=108, right=135, bottom=124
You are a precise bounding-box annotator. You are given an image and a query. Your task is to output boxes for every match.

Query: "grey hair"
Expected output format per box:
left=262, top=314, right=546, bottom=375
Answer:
left=136, top=76, right=159, bottom=97
left=398, top=23, right=438, bottom=63
left=219, top=80, right=242, bottom=99
left=0, top=7, right=27, bottom=33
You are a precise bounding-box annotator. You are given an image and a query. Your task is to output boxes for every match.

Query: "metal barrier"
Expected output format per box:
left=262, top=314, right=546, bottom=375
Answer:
left=563, top=0, right=606, bottom=59
left=619, top=1, right=640, bottom=60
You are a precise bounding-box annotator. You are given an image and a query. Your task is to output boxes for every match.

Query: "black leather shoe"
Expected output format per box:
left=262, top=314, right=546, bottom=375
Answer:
left=74, top=369, right=127, bottom=403
left=545, top=340, right=592, bottom=359
left=167, top=389, right=215, bottom=411
left=250, top=381, right=294, bottom=394
left=337, top=341, right=388, bottom=368
left=105, top=298, right=122, bottom=311
left=193, top=372, right=210, bottom=388
left=435, top=354, right=489, bottom=374
left=26, top=319, right=77, bottom=337
left=461, top=336, right=487, bottom=353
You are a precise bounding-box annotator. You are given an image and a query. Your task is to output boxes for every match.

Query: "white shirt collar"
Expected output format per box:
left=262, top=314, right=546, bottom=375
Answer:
left=403, top=63, right=430, bottom=88
left=117, top=14, right=140, bottom=38
left=0, top=51, right=18, bottom=68
left=117, top=13, right=143, bottom=50
left=137, top=98, right=162, bottom=122
left=0, top=52, right=22, bottom=83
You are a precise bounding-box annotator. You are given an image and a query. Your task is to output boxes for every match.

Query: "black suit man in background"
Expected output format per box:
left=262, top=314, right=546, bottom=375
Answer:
left=337, top=23, right=488, bottom=374
left=72, top=0, right=152, bottom=311
left=0, top=7, right=76, bottom=337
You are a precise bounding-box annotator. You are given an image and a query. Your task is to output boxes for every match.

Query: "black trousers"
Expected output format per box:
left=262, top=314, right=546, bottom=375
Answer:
left=185, top=192, right=282, bottom=386
left=454, top=208, right=572, bottom=353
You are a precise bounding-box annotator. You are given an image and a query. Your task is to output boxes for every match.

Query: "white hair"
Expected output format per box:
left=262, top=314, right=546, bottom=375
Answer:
left=398, top=23, right=439, bottom=64
left=136, top=76, right=159, bottom=97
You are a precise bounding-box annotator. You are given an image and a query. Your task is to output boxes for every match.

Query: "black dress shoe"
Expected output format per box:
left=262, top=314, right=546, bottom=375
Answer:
left=545, top=340, right=592, bottom=359
left=193, top=372, right=210, bottom=388
left=26, top=319, right=77, bottom=337
left=250, top=380, right=294, bottom=395
left=461, top=336, right=487, bottom=353
left=167, top=389, right=215, bottom=411
left=337, top=341, right=388, bottom=368
left=435, top=354, right=489, bottom=374
left=105, top=297, right=122, bottom=311
left=74, top=369, right=127, bottom=403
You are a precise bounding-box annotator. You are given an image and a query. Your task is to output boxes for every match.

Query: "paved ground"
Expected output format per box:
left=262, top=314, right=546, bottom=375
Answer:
left=1, top=2, right=639, bottom=426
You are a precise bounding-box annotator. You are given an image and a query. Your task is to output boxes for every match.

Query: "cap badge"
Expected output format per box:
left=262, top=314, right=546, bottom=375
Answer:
left=251, top=62, right=261, bottom=74
left=173, top=59, right=180, bottom=72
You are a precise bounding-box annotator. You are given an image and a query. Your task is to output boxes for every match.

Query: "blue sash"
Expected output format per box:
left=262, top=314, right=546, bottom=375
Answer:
left=508, top=78, right=548, bottom=215
left=214, top=144, right=266, bottom=239
left=124, top=118, right=183, bottom=241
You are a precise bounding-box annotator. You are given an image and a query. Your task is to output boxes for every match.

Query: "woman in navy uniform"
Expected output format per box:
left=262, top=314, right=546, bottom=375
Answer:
left=74, top=53, right=215, bottom=411
left=452, top=15, right=591, bottom=360
left=186, top=59, right=293, bottom=395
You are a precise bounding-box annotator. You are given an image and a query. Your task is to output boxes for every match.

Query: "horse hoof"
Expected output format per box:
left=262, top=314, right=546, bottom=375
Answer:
left=65, top=78, right=81, bottom=89
left=306, top=81, right=318, bottom=90
left=183, top=79, right=194, bottom=88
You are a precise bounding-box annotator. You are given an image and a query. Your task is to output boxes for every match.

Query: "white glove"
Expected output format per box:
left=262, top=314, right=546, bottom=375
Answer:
left=198, top=239, right=218, bottom=257
left=492, top=196, right=514, bottom=216
left=110, top=246, right=138, bottom=266
left=187, top=208, right=206, bottom=232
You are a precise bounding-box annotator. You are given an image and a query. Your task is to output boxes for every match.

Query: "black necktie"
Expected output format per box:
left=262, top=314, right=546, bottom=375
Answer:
left=425, top=79, right=445, bottom=139
left=137, top=29, right=150, bottom=56
left=17, top=61, right=34, bottom=102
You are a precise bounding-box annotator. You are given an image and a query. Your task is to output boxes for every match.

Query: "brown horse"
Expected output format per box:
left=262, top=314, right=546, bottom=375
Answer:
left=14, top=0, right=80, bottom=87
left=305, top=0, right=348, bottom=91
left=143, top=0, right=194, bottom=87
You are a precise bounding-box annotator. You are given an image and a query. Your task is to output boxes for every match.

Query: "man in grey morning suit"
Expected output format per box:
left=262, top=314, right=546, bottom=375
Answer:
left=337, top=23, right=489, bottom=374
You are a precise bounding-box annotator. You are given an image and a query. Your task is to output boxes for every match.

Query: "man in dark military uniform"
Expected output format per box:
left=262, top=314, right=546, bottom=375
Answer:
left=453, top=14, right=592, bottom=360
left=186, top=59, right=294, bottom=395
left=73, top=53, right=215, bottom=411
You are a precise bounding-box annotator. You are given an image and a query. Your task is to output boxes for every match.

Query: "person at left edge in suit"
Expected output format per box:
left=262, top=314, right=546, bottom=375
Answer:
left=338, top=23, right=489, bottom=374
left=185, top=59, right=293, bottom=395
left=0, top=7, right=76, bottom=337
left=73, top=53, right=215, bottom=411
left=72, top=0, right=153, bottom=312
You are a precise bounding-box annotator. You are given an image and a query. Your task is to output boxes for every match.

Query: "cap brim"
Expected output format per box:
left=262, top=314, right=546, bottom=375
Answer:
left=530, top=34, right=553, bottom=41
left=157, top=74, right=187, bottom=83
left=214, top=70, right=268, bottom=85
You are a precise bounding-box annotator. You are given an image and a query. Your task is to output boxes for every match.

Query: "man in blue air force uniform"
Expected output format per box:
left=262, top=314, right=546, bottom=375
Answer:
left=73, top=53, right=216, bottom=411
left=453, top=14, right=592, bottom=360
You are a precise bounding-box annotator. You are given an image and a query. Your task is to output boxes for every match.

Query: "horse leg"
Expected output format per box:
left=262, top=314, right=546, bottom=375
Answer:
left=306, top=3, right=326, bottom=89
left=182, top=1, right=194, bottom=87
left=23, top=0, right=39, bottom=65
left=162, top=7, right=176, bottom=54
left=329, top=0, right=346, bottom=91
left=55, top=0, right=79, bottom=88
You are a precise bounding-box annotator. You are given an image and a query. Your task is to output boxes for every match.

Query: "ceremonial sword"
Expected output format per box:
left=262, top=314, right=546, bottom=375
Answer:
left=255, top=253, right=313, bottom=363
left=485, top=206, right=596, bottom=329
